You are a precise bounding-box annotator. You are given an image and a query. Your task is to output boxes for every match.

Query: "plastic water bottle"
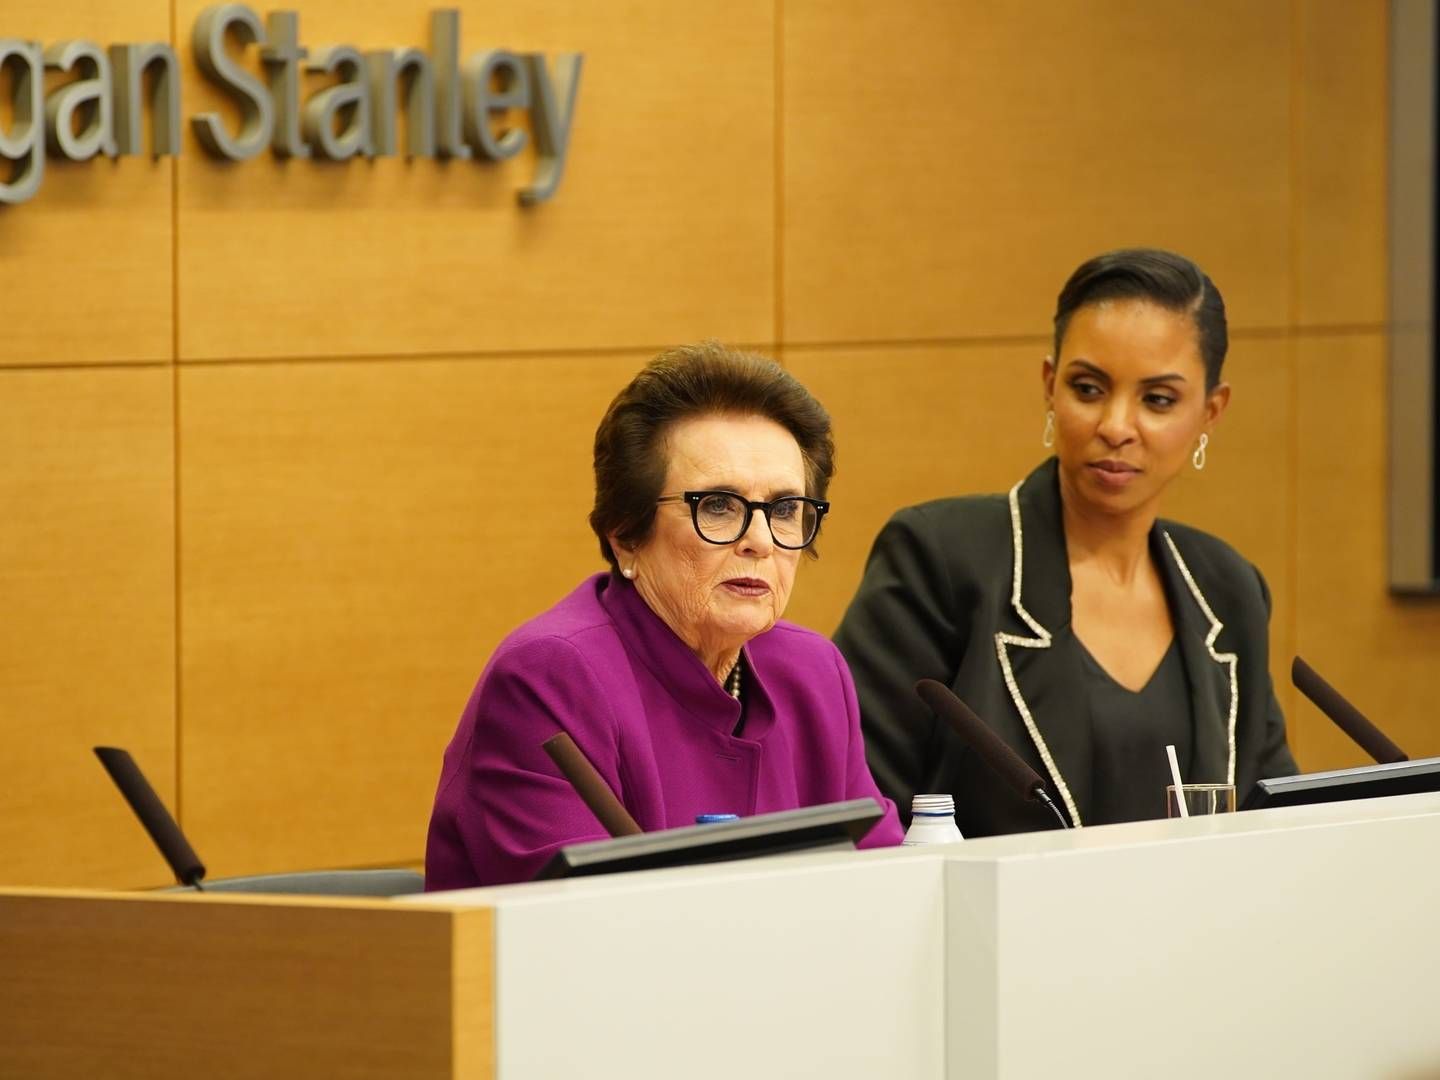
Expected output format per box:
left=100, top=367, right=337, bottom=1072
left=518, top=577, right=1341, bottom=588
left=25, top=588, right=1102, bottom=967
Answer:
left=902, top=794, right=964, bottom=845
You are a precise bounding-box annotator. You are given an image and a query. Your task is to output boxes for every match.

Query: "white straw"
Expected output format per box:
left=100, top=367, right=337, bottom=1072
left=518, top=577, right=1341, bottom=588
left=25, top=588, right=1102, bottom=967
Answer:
left=1165, top=744, right=1189, bottom=819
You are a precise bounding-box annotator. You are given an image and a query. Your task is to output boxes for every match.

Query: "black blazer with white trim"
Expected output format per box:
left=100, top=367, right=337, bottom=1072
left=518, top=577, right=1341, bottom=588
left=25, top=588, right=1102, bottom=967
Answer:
left=834, top=458, right=1298, bottom=835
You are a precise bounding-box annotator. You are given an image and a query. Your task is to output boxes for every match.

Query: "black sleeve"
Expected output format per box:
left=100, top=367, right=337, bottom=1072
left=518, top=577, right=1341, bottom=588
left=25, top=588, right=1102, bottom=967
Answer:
left=1252, top=564, right=1299, bottom=780
left=834, top=505, right=969, bottom=823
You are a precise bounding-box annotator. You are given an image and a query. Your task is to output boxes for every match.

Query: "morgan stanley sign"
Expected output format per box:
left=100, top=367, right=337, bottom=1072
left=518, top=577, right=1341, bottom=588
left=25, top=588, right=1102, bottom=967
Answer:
left=0, top=6, right=583, bottom=206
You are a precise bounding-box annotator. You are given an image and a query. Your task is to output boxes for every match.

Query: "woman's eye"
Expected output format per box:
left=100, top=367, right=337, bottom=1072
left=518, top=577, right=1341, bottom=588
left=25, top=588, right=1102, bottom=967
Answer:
left=1145, top=394, right=1178, bottom=409
left=1071, top=380, right=1102, bottom=398
left=699, top=494, right=738, bottom=516
left=771, top=500, right=800, bottom=521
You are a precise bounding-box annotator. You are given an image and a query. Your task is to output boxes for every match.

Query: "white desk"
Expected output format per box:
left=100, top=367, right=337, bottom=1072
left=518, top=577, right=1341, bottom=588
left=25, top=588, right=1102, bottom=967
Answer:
left=405, top=791, right=1440, bottom=1080
left=6, top=793, right=1439, bottom=1079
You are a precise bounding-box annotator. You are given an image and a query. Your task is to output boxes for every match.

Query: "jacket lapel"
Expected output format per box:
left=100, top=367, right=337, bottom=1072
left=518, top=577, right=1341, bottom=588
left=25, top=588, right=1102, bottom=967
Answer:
left=991, top=461, right=1242, bottom=822
left=993, top=459, right=1090, bottom=827
left=1155, top=531, right=1238, bottom=786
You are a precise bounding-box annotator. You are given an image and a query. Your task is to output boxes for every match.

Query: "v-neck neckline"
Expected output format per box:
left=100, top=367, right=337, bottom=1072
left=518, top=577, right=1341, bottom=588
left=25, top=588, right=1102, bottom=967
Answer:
left=1073, top=631, right=1178, bottom=695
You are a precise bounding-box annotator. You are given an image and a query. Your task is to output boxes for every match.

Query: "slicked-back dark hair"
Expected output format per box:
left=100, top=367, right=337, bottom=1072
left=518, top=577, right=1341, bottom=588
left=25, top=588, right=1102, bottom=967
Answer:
left=1053, top=248, right=1228, bottom=391
left=589, top=342, right=834, bottom=568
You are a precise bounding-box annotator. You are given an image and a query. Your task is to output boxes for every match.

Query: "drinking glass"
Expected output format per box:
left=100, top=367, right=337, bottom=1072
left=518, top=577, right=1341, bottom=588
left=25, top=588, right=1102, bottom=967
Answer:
left=1166, top=783, right=1237, bottom=817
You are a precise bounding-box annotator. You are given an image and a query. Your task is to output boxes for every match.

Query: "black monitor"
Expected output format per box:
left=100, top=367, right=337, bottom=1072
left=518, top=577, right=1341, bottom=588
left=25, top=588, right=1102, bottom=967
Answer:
left=1243, top=756, right=1440, bottom=810
left=537, top=798, right=884, bottom=880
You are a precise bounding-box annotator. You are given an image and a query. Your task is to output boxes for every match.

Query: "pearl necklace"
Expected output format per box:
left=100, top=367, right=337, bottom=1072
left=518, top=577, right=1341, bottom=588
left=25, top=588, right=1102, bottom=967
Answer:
left=725, top=655, right=743, bottom=703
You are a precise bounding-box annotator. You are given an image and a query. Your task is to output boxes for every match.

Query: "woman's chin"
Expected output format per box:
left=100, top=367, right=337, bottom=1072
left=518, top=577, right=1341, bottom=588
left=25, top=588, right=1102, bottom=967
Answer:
left=1074, top=471, right=1163, bottom=515
left=706, top=605, right=778, bottom=644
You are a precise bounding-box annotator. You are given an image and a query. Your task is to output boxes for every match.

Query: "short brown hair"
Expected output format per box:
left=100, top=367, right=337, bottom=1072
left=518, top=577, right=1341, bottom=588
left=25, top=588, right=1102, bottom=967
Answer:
left=589, top=342, right=835, bottom=568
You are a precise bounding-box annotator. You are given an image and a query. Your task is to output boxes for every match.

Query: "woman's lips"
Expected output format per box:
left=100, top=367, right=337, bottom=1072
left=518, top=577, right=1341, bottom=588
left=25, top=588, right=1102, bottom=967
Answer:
left=722, top=578, right=771, bottom=597
left=1087, top=460, right=1141, bottom=488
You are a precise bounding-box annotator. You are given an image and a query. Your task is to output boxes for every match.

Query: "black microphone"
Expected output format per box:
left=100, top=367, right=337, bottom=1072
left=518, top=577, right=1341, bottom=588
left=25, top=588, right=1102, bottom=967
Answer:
left=1291, top=657, right=1408, bottom=765
left=915, top=679, right=1069, bottom=829
left=93, top=746, right=207, bottom=888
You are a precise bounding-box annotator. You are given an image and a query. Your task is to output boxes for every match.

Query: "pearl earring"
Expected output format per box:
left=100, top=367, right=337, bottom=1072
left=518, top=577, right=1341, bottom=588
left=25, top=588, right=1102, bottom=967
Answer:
left=1042, top=410, right=1056, bottom=449
left=1193, top=433, right=1209, bottom=471
left=622, top=566, right=635, bottom=580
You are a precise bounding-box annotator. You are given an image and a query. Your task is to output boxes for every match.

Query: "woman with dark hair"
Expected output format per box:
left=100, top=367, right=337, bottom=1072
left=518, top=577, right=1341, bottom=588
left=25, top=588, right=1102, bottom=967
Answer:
left=835, top=248, right=1297, bottom=836
left=426, top=342, right=902, bottom=888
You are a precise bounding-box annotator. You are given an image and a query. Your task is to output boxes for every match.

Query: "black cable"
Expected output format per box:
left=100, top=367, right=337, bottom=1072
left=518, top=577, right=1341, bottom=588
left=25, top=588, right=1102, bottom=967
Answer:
left=1035, top=789, right=1070, bottom=830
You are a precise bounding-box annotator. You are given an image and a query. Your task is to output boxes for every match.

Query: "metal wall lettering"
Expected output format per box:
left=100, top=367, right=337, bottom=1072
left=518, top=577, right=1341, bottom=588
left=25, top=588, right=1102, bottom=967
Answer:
left=0, top=41, right=44, bottom=204
left=303, top=46, right=371, bottom=160
left=367, top=48, right=436, bottom=159
left=191, top=4, right=274, bottom=159
left=464, top=50, right=529, bottom=162
left=520, top=51, right=583, bottom=206
left=44, top=42, right=118, bottom=160
left=110, top=43, right=181, bottom=158
left=0, top=6, right=583, bottom=207
left=261, top=10, right=310, bottom=159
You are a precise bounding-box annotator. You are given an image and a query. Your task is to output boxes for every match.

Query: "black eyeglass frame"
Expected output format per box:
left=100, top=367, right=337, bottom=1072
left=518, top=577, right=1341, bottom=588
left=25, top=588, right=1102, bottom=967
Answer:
left=655, top=490, right=831, bottom=550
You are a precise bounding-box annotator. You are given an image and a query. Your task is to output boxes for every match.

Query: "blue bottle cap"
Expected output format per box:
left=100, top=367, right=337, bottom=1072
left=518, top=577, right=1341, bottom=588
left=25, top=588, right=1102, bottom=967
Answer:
left=695, top=813, right=739, bottom=824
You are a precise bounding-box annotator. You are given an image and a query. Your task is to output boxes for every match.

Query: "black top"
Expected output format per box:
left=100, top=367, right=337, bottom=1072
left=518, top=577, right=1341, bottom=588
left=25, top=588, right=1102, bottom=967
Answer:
left=834, top=458, right=1297, bottom=837
left=1076, top=634, right=1193, bottom=824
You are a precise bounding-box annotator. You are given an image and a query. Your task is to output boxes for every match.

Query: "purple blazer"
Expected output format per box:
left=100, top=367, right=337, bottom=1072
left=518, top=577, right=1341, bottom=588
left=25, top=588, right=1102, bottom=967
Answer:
left=425, top=572, right=904, bottom=888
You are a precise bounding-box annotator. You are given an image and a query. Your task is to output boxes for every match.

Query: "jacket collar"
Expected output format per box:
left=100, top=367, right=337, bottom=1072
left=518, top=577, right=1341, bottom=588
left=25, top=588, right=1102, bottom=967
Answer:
left=1154, top=535, right=1238, bottom=787
left=1010, top=458, right=1073, bottom=634
left=598, top=572, right=774, bottom=740
left=995, top=459, right=1238, bottom=825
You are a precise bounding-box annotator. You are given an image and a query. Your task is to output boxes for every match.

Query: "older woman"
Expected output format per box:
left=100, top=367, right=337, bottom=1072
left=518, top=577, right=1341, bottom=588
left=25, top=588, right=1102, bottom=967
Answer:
left=426, top=343, right=903, bottom=888
left=836, top=248, right=1297, bottom=836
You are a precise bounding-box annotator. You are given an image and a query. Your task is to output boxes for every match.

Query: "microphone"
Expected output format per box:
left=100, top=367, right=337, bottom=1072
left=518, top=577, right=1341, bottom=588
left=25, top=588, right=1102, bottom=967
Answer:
left=541, top=731, right=644, bottom=837
left=93, top=746, right=207, bottom=888
left=915, top=679, right=1069, bottom=829
left=1291, top=657, right=1408, bottom=765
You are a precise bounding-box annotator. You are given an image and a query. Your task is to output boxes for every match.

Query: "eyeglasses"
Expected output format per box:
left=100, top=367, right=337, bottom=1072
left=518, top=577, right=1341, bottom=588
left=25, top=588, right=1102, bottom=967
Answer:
left=655, top=490, right=830, bottom=550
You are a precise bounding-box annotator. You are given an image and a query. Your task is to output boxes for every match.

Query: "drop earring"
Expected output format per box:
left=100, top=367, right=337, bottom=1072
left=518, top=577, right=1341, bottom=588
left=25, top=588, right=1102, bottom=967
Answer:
left=1193, top=433, right=1209, bottom=471
left=1042, top=410, right=1056, bottom=449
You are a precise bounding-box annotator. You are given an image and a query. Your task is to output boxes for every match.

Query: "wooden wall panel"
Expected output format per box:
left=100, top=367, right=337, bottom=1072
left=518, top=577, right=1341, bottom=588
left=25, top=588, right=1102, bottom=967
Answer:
left=1162, top=336, right=1297, bottom=732
left=0, top=2, right=173, bottom=366
left=173, top=0, right=775, bottom=361
left=1294, top=0, right=1388, bottom=328
left=1294, top=332, right=1440, bottom=771
left=0, top=368, right=175, bottom=888
left=781, top=0, right=1293, bottom=345
left=0, top=0, right=1420, bottom=888
left=178, top=354, right=647, bottom=876
left=783, top=341, right=1048, bottom=635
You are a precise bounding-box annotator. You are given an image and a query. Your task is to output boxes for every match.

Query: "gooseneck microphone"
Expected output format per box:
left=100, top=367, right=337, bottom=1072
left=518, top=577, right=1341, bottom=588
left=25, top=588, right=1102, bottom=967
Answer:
left=1291, top=657, right=1408, bottom=765
left=914, top=679, right=1070, bottom=829
left=541, top=732, right=644, bottom=837
left=93, top=746, right=207, bottom=888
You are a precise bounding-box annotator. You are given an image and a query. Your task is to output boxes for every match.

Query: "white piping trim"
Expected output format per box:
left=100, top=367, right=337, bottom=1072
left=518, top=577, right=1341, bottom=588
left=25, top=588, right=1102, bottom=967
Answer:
left=1161, top=532, right=1238, bottom=785
left=993, top=480, right=1082, bottom=828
